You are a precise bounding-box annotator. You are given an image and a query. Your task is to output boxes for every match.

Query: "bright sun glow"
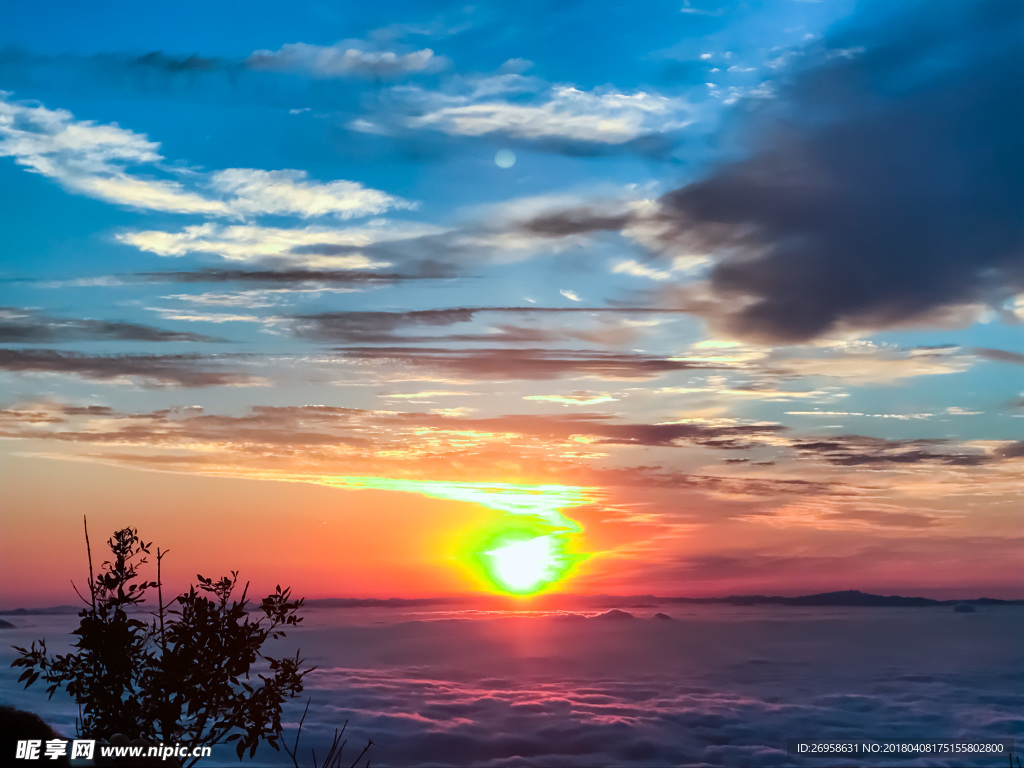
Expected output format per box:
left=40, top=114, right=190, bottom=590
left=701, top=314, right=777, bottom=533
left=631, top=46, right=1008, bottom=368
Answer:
left=484, top=535, right=562, bottom=594
left=320, top=476, right=592, bottom=595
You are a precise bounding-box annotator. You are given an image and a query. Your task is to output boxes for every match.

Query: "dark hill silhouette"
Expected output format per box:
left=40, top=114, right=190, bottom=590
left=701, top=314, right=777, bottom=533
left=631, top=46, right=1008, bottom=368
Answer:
left=593, top=609, right=635, bottom=621
left=5, top=590, right=1022, bottom=615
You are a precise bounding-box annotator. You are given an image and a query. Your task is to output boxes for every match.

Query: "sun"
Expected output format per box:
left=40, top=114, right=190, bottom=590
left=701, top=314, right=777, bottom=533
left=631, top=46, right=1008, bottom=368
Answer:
left=485, top=535, right=559, bottom=594
left=321, top=477, right=593, bottom=596
left=478, top=530, right=580, bottom=595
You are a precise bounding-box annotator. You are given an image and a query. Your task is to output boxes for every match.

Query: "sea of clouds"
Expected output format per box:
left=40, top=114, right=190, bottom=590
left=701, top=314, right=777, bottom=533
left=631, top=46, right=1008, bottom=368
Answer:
left=2, top=604, right=1021, bottom=767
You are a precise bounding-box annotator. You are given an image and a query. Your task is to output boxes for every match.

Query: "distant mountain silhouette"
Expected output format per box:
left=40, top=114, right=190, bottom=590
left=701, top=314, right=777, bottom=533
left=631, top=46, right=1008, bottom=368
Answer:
left=4, top=590, right=1021, bottom=615
left=593, top=609, right=635, bottom=621
left=658, top=590, right=1024, bottom=607
left=0, top=605, right=80, bottom=615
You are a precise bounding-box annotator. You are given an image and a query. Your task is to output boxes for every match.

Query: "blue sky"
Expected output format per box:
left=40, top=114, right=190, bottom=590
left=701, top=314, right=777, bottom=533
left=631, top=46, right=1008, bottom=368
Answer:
left=1, top=0, right=1022, bottom=602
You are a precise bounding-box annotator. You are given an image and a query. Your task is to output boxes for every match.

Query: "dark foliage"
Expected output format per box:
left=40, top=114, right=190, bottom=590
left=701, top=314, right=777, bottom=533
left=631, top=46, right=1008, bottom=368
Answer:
left=12, top=524, right=312, bottom=766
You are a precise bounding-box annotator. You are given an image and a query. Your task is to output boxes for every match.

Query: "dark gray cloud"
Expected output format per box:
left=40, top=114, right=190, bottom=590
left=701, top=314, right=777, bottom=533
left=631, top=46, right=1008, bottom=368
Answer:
left=972, top=347, right=1024, bottom=365
left=519, top=2, right=1024, bottom=343
left=995, top=441, right=1024, bottom=460
left=657, top=1, right=1024, bottom=342
left=791, top=435, right=992, bottom=467
left=293, top=308, right=477, bottom=343
left=128, top=51, right=228, bottom=73
left=0, top=308, right=221, bottom=343
left=0, top=349, right=257, bottom=388
left=336, top=346, right=730, bottom=380
left=135, top=267, right=455, bottom=285
left=292, top=306, right=688, bottom=344
left=397, top=411, right=784, bottom=449
left=523, top=210, right=634, bottom=238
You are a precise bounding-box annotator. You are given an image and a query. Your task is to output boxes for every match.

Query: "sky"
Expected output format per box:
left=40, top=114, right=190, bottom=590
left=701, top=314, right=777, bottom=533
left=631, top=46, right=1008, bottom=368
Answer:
left=0, top=0, right=1021, bottom=605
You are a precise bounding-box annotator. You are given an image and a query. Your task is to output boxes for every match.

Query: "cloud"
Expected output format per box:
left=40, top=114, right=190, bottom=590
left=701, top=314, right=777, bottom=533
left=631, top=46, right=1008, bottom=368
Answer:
left=287, top=307, right=691, bottom=345
left=144, top=308, right=264, bottom=324
left=790, top=435, right=991, bottom=468
left=945, top=406, right=982, bottom=416
left=269, top=609, right=1022, bottom=767
left=511, top=3, right=1023, bottom=342
left=0, top=349, right=259, bottom=387
left=117, top=221, right=441, bottom=265
left=656, top=2, right=1024, bottom=342
left=403, top=411, right=785, bottom=449
left=335, top=346, right=734, bottom=380
left=765, top=344, right=974, bottom=383
left=205, top=168, right=412, bottom=219
left=971, top=347, right=1024, bottom=365
left=354, top=76, right=691, bottom=154
left=405, top=85, right=691, bottom=144
left=247, top=43, right=448, bottom=78
left=523, top=391, right=619, bottom=406
left=129, top=50, right=225, bottom=73
left=559, top=289, right=582, bottom=302
left=785, top=410, right=931, bottom=421
left=0, top=402, right=795, bottom=497
left=523, top=209, right=634, bottom=238
left=0, top=94, right=410, bottom=219
left=5, top=598, right=1021, bottom=766
left=0, top=308, right=221, bottom=343
left=739, top=501, right=945, bottom=531
left=994, top=441, right=1024, bottom=460
left=0, top=93, right=225, bottom=214
left=611, top=260, right=673, bottom=281
left=293, top=308, right=477, bottom=344
left=136, top=266, right=456, bottom=285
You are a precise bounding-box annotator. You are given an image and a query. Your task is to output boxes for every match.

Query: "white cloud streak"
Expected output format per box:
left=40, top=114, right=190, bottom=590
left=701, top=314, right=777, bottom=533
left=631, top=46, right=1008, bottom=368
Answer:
left=0, top=94, right=409, bottom=219
left=406, top=85, right=690, bottom=143
left=117, top=221, right=442, bottom=265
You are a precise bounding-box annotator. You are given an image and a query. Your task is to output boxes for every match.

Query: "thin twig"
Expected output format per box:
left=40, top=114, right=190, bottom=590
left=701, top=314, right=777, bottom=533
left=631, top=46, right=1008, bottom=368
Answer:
left=156, top=547, right=169, bottom=742
left=83, top=516, right=96, bottom=610
left=157, top=548, right=168, bottom=653
left=284, top=699, right=311, bottom=768
left=348, top=739, right=373, bottom=768
left=70, top=580, right=91, bottom=607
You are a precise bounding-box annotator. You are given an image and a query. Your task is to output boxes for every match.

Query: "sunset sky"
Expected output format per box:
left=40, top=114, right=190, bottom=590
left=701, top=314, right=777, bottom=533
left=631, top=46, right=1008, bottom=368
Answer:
left=1, top=0, right=1021, bottom=605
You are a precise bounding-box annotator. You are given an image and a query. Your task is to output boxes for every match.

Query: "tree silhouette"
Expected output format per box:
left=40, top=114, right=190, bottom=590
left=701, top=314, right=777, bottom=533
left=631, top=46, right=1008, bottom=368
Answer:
left=12, top=521, right=316, bottom=765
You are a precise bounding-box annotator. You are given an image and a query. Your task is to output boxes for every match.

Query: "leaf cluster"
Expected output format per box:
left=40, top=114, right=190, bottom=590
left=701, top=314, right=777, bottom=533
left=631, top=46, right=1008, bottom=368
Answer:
left=12, top=526, right=313, bottom=766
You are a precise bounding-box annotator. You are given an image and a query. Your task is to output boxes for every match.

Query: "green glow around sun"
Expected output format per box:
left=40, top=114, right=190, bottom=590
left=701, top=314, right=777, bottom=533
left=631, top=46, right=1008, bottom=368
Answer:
left=321, top=475, right=592, bottom=596
left=464, top=518, right=587, bottom=596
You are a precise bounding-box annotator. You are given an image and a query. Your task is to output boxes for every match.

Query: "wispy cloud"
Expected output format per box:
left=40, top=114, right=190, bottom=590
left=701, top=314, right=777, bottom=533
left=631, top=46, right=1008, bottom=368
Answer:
left=136, top=266, right=455, bottom=284
left=351, top=72, right=691, bottom=153
left=248, top=42, right=448, bottom=78
left=0, top=307, right=221, bottom=343
left=0, top=94, right=411, bottom=219
left=524, top=391, right=619, bottom=406
left=117, top=221, right=441, bottom=265
left=403, top=85, right=691, bottom=144
left=971, top=347, right=1024, bottom=365
left=205, top=168, right=413, bottom=219
left=287, top=306, right=690, bottom=345
left=0, top=349, right=260, bottom=387
left=335, top=346, right=735, bottom=380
